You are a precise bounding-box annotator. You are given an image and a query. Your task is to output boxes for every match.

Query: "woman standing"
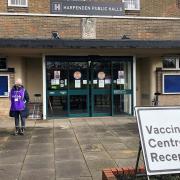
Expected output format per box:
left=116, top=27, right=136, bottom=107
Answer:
left=10, top=78, right=29, bottom=135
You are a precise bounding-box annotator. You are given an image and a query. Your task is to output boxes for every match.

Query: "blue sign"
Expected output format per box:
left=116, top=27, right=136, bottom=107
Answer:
left=0, top=76, right=9, bottom=96
left=51, top=0, right=125, bottom=16
left=163, top=74, right=180, bottom=94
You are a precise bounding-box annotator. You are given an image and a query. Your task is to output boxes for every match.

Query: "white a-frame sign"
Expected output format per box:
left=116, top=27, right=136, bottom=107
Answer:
left=135, top=106, right=180, bottom=176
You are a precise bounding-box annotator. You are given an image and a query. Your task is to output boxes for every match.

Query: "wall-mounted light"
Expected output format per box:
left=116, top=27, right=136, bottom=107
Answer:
left=52, top=31, right=60, bottom=39
left=121, top=35, right=130, bottom=39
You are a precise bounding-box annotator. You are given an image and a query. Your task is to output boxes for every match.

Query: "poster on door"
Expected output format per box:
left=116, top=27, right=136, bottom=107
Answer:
left=51, top=79, right=59, bottom=85
left=54, top=71, right=60, bottom=79
left=99, top=80, right=104, bottom=88
left=75, top=80, right=81, bottom=88
left=117, top=70, right=125, bottom=84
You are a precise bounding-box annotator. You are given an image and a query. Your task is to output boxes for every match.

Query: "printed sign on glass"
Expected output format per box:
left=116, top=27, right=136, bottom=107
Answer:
left=74, top=71, right=81, bottom=79
left=98, top=72, right=105, bottom=80
left=54, top=71, right=60, bottom=79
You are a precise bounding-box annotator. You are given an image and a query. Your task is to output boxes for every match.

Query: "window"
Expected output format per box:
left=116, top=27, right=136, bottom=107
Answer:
left=8, top=0, right=28, bottom=7
left=123, top=0, right=140, bottom=10
left=0, top=75, right=9, bottom=97
left=163, top=57, right=180, bottom=69
left=177, top=0, right=180, bottom=8
left=0, top=57, right=7, bottom=70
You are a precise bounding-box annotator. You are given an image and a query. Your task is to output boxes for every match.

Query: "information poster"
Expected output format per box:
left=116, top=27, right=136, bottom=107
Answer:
left=83, top=80, right=87, bottom=85
left=135, top=106, right=180, bottom=175
left=93, top=80, right=98, bottom=84
left=105, top=79, right=111, bottom=84
left=54, top=71, right=60, bottom=79
left=117, top=78, right=125, bottom=85
left=75, top=80, right=81, bottom=88
left=99, top=80, right=104, bottom=88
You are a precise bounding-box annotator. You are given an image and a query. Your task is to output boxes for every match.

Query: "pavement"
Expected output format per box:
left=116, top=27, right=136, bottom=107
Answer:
left=0, top=116, right=143, bottom=180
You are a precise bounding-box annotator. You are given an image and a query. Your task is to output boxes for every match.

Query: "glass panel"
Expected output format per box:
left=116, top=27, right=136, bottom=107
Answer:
left=47, top=61, right=68, bottom=90
left=94, top=95, right=111, bottom=114
left=69, top=62, right=88, bottom=89
left=163, top=57, right=176, bottom=69
left=123, top=0, right=140, bottom=10
left=70, top=95, right=87, bottom=114
left=92, top=61, right=111, bottom=89
left=48, top=96, right=68, bottom=116
left=113, top=61, right=131, bottom=90
left=114, top=94, right=132, bottom=115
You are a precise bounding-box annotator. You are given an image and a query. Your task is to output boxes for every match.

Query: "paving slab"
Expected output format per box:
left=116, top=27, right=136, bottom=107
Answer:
left=0, top=150, right=26, bottom=164
left=30, top=136, right=53, bottom=144
left=81, top=144, right=105, bottom=152
left=55, top=160, right=91, bottom=178
left=55, top=138, right=79, bottom=148
left=3, top=140, right=29, bottom=150
left=77, top=138, right=100, bottom=145
left=83, top=151, right=111, bottom=161
left=23, top=155, right=54, bottom=170
left=107, top=150, right=137, bottom=159
left=19, top=169, right=55, bottom=180
left=27, top=143, right=54, bottom=155
left=86, top=159, right=117, bottom=172
left=54, top=130, right=75, bottom=138
left=0, top=164, right=22, bottom=180
left=103, top=142, right=128, bottom=151
left=55, top=147, right=84, bottom=161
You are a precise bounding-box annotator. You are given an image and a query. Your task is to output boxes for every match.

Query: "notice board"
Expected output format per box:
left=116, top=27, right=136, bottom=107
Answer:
left=163, top=74, right=180, bottom=94
left=135, top=106, right=180, bottom=175
left=0, top=75, right=9, bottom=97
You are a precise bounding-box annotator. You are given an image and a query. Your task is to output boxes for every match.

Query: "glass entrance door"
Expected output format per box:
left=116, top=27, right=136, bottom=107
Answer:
left=46, top=56, right=133, bottom=118
left=46, top=60, right=68, bottom=117
left=68, top=61, right=89, bottom=117
left=112, top=60, right=133, bottom=115
left=91, top=60, right=112, bottom=116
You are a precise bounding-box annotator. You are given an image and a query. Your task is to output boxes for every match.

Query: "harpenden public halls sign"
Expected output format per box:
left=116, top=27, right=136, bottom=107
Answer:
left=135, top=106, right=180, bottom=176
left=50, top=0, right=125, bottom=17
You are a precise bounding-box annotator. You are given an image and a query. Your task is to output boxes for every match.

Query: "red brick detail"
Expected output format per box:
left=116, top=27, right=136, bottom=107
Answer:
left=102, top=166, right=145, bottom=180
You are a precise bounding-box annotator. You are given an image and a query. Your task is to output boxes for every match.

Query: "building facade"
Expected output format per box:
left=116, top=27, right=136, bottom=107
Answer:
left=0, top=0, right=179, bottom=119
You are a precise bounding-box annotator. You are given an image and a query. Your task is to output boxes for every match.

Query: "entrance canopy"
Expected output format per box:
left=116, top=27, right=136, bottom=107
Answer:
left=0, top=39, right=180, bottom=49
left=0, top=38, right=179, bottom=57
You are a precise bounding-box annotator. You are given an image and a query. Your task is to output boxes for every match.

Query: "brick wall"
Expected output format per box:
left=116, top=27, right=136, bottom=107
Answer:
left=0, top=16, right=81, bottom=39
left=96, top=18, right=180, bottom=40
left=140, top=0, right=180, bottom=17
left=0, top=15, right=179, bottom=40
left=0, top=0, right=179, bottom=17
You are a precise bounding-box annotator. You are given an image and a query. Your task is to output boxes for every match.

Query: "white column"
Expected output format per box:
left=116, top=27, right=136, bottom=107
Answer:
left=42, top=55, right=47, bottom=119
left=133, top=56, right=136, bottom=116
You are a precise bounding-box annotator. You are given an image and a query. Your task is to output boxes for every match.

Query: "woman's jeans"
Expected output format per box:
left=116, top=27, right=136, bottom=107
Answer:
left=14, top=111, right=26, bottom=130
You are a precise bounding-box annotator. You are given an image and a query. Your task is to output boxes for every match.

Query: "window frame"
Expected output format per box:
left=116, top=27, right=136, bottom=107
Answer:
left=8, top=0, right=28, bottom=7
left=0, top=74, right=10, bottom=97
left=122, top=0, right=140, bottom=11
left=162, top=56, right=180, bottom=70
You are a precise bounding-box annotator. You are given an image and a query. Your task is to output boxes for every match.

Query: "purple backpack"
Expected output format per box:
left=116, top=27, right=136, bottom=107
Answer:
left=10, top=87, right=25, bottom=111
